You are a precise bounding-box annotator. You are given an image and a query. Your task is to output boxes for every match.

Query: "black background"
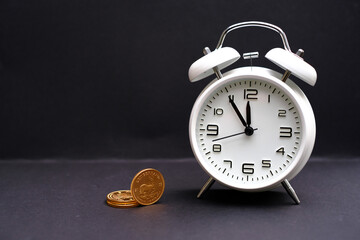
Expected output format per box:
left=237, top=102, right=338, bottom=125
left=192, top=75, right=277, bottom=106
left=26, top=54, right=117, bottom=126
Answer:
left=1, top=2, right=360, bottom=239
left=0, top=0, right=359, bottom=159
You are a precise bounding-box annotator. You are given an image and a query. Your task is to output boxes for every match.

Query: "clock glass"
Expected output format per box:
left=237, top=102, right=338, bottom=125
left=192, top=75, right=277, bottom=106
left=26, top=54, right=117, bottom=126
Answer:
left=190, top=73, right=306, bottom=191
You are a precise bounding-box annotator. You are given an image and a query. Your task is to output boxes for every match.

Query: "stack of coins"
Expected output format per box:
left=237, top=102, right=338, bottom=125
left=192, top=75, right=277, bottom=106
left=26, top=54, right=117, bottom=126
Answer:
left=106, top=168, right=165, bottom=208
left=106, top=190, right=140, bottom=208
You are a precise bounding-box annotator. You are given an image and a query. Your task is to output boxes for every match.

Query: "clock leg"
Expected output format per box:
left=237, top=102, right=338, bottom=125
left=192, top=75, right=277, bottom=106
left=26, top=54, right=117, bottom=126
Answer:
left=197, top=177, right=215, bottom=199
left=281, top=179, right=300, bottom=205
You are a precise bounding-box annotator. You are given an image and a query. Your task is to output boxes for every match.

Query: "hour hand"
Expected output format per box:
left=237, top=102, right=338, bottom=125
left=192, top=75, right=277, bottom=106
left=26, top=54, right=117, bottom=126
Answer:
left=228, top=96, right=247, bottom=127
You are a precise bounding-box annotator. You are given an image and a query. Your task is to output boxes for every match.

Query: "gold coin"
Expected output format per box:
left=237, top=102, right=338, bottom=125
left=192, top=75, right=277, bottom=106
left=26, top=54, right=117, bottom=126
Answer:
left=131, top=168, right=165, bottom=206
left=107, top=199, right=137, bottom=205
left=107, top=190, right=137, bottom=204
left=106, top=199, right=139, bottom=208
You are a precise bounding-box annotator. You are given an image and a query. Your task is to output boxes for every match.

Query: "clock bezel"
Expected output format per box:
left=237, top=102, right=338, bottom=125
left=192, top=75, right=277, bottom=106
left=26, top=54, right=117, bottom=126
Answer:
left=189, top=66, right=316, bottom=192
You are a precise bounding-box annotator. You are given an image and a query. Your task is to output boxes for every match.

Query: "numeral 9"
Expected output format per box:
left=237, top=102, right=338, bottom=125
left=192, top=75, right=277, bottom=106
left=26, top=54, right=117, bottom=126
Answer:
left=207, top=124, right=219, bottom=136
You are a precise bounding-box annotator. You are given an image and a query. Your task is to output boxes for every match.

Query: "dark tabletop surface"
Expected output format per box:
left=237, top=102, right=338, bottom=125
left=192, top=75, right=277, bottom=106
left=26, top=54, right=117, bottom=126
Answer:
left=0, top=157, right=359, bottom=240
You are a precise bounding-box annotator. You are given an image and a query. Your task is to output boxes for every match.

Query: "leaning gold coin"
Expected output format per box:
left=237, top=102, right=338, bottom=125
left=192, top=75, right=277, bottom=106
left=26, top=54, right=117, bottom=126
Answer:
left=107, top=190, right=137, bottom=203
left=131, top=168, right=165, bottom=206
left=106, top=199, right=139, bottom=208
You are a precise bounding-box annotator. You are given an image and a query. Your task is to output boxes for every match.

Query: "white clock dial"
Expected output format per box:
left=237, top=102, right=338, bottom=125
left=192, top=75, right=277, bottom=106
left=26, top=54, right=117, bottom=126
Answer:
left=190, top=67, right=315, bottom=191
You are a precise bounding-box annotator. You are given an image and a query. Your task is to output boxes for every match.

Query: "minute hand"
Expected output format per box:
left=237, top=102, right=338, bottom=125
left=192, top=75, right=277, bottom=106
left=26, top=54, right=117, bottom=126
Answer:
left=212, top=128, right=258, bottom=142
left=246, top=101, right=251, bottom=126
left=228, top=96, right=247, bottom=127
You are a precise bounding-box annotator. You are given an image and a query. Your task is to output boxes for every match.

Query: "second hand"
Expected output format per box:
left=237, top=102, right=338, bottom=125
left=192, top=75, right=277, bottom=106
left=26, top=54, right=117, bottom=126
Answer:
left=212, top=128, right=258, bottom=142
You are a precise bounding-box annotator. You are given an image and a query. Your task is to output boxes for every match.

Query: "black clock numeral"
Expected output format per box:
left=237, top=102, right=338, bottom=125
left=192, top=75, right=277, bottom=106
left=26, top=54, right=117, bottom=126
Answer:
left=213, top=144, right=222, bottom=152
left=213, top=108, right=224, bottom=115
left=242, top=163, right=254, bottom=174
left=276, top=147, right=285, bottom=155
left=278, top=109, right=286, bottom=117
left=224, top=160, right=232, bottom=168
left=280, top=127, right=292, bottom=138
left=262, top=159, right=271, bottom=168
left=244, top=89, right=258, bottom=100
left=207, top=124, right=219, bottom=136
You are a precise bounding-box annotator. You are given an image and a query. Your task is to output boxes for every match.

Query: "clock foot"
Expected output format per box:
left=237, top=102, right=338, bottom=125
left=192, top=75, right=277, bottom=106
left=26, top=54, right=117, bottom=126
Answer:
left=197, top=177, right=215, bottom=199
left=281, top=179, right=300, bottom=205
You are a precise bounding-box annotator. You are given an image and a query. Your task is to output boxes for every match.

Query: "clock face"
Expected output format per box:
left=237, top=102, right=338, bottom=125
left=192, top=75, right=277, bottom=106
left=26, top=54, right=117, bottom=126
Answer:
left=190, top=73, right=307, bottom=191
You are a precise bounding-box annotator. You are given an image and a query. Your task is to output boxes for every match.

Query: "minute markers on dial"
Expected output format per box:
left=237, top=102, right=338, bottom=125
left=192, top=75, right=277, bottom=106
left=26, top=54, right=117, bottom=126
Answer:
left=196, top=79, right=303, bottom=186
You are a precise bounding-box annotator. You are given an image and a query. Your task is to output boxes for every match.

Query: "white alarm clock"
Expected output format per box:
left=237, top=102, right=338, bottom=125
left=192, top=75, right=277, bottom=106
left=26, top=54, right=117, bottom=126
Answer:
left=188, top=21, right=317, bottom=204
